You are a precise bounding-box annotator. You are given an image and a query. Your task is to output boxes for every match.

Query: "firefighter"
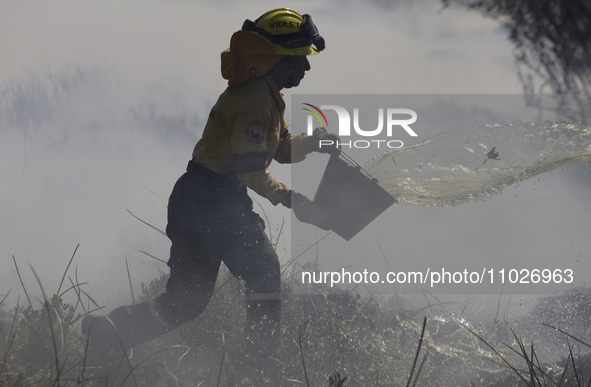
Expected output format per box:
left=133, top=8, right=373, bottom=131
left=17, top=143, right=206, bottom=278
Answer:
left=82, top=7, right=338, bottom=371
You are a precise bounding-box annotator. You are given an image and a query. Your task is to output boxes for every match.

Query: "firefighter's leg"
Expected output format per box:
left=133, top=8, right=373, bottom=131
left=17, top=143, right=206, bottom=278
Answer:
left=222, top=221, right=282, bottom=385
left=82, top=164, right=223, bottom=371
left=81, top=298, right=172, bottom=366
left=223, top=220, right=282, bottom=354
left=243, top=244, right=281, bottom=354
left=157, top=240, right=221, bottom=325
left=82, top=239, right=221, bottom=368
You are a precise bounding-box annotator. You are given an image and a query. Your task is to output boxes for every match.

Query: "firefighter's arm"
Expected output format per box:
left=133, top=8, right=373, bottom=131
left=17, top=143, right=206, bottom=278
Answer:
left=238, top=169, right=331, bottom=230
left=275, top=123, right=340, bottom=163
left=237, top=169, right=291, bottom=206
left=274, top=129, right=310, bottom=164
left=232, top=150, right=290, bottom=206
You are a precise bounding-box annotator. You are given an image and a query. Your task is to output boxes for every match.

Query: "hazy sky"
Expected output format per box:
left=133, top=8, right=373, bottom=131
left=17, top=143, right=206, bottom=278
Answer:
left=3, top=0, right=587, bottom=311
left=1, top=0, right=519, bottom=94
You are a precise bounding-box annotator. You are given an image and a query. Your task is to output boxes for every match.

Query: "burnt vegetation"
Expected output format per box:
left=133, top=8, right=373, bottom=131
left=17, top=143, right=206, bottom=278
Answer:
left=3, top=252, right=591, bottom=386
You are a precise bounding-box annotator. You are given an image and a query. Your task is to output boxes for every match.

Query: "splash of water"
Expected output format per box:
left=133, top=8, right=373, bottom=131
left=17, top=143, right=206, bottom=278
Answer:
left=365, top=121, right=591, bottom=207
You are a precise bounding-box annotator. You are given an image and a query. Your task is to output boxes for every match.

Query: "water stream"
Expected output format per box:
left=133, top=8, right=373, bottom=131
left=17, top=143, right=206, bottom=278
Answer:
left=366, top=120, right=591, bottom=207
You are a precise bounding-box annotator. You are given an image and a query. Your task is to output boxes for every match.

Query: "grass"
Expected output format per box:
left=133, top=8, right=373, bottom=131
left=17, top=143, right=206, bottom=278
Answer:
left=1, top=253, right=429, bottom=386
left=3, top=236, right=591, bottom=386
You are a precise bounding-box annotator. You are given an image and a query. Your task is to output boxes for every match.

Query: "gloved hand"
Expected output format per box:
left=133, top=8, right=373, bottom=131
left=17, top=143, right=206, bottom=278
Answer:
left=306, top=127, right=341, bottom=155
left=287, top=191, right=331, bottom=231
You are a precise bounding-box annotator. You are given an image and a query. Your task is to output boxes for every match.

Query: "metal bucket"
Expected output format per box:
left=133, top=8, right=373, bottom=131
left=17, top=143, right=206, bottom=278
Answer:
left=313, top=152, right=396, bottom=241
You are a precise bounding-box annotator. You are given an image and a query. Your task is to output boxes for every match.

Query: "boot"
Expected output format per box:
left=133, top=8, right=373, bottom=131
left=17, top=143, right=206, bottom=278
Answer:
left=81, top=313, right=119, bottom=379
left=81, top=299, right=172, bottom=376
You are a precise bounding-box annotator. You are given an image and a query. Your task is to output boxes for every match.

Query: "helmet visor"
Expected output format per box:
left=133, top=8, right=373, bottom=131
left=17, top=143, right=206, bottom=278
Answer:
left=242, top=13, right=325, bottom=53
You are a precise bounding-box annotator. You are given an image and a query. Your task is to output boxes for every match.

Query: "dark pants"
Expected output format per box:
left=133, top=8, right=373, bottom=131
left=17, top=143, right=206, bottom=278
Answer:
left=157, top=160, right=281, bottom=350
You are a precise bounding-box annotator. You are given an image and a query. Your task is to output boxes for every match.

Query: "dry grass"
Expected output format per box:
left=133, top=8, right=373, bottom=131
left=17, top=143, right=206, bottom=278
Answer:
left=3, top=223, right=591, bottom=387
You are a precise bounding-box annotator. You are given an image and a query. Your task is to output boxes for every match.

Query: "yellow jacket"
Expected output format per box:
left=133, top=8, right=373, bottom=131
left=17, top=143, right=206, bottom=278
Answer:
left=192, top=74, right=311, bottom=206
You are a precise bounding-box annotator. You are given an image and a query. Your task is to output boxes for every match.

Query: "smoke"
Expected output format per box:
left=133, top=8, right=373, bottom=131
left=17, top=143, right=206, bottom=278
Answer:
left=0, top=67, right=206, bottom=307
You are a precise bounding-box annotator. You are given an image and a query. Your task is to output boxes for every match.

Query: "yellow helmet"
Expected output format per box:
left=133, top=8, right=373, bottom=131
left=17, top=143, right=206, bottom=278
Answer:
left=242, top=8, right=325, bottom=56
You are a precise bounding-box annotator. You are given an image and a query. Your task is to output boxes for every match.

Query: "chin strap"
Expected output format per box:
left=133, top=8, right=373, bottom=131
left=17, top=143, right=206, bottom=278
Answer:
left=284, top=56, right=295, bottom=89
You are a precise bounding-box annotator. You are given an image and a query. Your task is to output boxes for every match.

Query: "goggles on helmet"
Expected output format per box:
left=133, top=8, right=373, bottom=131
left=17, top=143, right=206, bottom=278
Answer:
left=242, top=14, right=325, bottom=53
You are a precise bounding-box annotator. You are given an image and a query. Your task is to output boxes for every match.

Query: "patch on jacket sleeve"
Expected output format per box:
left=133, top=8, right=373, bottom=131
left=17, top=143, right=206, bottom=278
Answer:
left=246, top=121, right=265, bottom=143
